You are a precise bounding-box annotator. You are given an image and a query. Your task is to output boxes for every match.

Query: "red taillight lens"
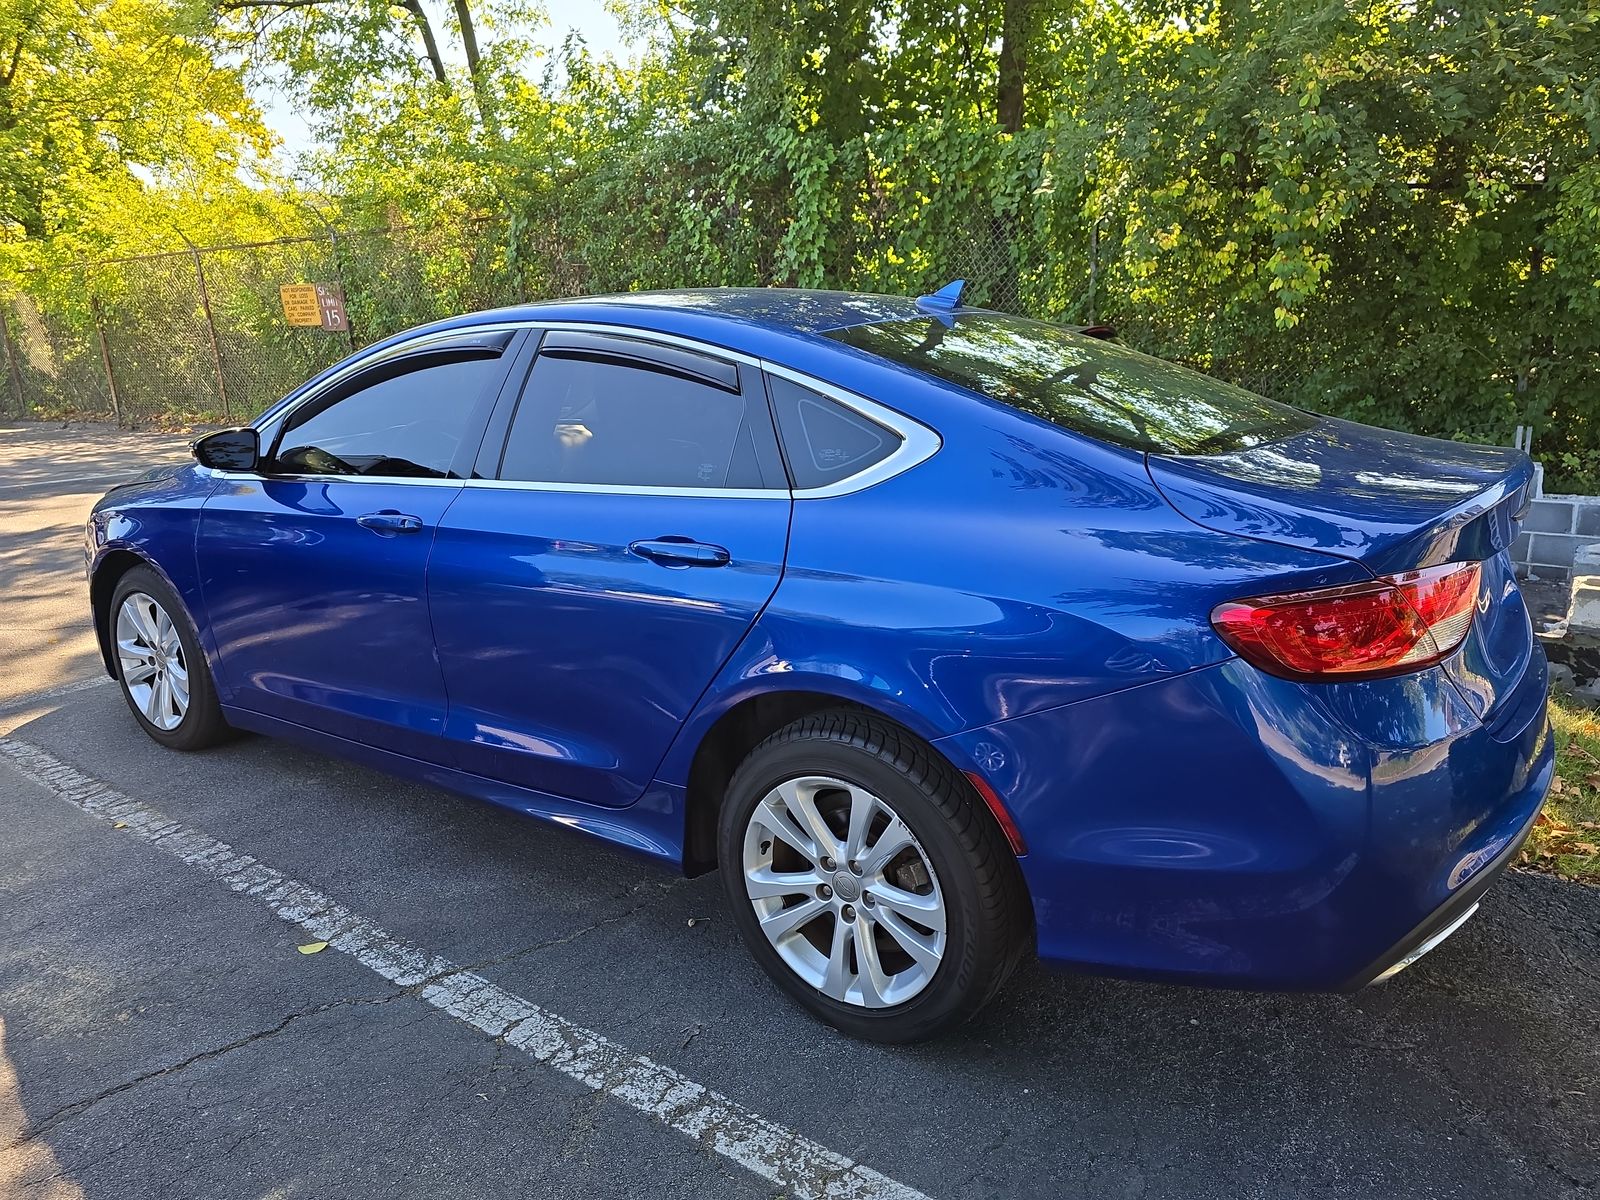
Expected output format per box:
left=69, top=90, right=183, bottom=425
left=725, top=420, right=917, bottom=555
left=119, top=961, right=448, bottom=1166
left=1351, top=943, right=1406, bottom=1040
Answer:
left=1211, top=561, right=1482, bottom=681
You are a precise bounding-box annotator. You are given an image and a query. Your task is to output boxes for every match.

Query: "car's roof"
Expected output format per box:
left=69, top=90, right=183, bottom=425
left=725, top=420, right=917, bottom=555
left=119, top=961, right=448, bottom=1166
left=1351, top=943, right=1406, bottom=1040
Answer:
left=472, top=288, right=936, bottom=336
left=265, top=288, right=980, bottom=431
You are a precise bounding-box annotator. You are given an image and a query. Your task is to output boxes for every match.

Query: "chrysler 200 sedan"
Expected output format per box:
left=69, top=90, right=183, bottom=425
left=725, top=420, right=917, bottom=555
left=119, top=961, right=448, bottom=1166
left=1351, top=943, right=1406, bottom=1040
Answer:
left=87, top=285, right=1552, bottom=1042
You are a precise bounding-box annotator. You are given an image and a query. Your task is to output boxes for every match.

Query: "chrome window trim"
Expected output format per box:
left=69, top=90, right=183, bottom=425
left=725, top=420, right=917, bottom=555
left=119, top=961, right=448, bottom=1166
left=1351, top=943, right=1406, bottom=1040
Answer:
left=757, top=359, right=941, bottom=500
left=209, top=318, right=940, bottom=499
left=199, top=467, right=466, bottom=487
left=510, top=322, right=940, bottom=500
left=461, top=479, right=788, bottom=500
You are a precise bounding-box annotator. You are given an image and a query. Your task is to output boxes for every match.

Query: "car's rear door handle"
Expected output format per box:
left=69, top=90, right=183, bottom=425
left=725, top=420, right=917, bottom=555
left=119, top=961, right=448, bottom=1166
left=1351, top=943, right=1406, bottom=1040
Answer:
left=357, top=510, right=424, bottom=536
left=629, top=537, right=731, bottom=568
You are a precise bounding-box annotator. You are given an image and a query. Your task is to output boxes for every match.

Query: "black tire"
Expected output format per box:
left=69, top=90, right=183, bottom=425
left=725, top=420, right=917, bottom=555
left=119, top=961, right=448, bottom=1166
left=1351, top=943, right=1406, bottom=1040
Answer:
left=717, top=708, right=1031, bottom=1043
left=109, top=565, right=231, bottom=751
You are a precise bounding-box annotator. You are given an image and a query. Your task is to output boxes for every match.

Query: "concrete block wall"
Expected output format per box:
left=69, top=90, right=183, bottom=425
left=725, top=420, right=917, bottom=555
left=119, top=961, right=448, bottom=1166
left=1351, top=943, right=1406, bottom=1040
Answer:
left=1514, top=493, right=1600, bottom=583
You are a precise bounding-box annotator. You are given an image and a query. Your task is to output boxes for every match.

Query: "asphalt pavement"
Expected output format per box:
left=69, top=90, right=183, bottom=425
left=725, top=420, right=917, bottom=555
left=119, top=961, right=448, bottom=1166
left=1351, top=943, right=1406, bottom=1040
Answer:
left=1, top=420, right=1597, bottom=1199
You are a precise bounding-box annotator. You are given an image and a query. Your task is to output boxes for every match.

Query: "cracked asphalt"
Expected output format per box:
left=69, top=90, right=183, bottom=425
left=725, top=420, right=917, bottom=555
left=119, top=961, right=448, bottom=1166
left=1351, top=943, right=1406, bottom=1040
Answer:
left=2, top=421, right=1598, bottom=1199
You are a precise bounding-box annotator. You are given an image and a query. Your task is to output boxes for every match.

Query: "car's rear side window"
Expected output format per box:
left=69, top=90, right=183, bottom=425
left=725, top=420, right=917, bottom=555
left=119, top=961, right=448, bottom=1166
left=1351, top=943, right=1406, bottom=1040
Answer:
left=825, top=314, right=1316, bottom=456
left=767, top=376, right=899, bottom=490
left=498, top=353, right=769, bottom=489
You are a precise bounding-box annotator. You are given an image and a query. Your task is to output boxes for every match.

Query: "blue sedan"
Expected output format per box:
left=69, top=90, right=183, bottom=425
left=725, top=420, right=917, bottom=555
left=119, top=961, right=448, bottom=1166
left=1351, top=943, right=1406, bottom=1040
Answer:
left=86, top=285, right=1552, bottom=1041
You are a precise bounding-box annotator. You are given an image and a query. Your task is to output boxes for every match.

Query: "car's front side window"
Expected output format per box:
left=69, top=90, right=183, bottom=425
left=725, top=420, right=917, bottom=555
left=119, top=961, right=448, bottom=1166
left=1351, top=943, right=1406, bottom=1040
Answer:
left=274, top=353, right=505, bottom=479
left=498, top=352, right=770, bottom=490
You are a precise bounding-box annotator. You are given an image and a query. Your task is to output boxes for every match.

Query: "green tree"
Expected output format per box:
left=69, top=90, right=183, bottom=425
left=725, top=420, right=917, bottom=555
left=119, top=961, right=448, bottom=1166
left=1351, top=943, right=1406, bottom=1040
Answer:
left=0, top=0, right=282, bottom=269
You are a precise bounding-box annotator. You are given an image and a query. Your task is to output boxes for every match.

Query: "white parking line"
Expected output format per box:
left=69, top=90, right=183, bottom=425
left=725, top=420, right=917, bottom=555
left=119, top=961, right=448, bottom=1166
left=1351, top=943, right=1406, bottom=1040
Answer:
left=0, top=737, right=932, bottom=1200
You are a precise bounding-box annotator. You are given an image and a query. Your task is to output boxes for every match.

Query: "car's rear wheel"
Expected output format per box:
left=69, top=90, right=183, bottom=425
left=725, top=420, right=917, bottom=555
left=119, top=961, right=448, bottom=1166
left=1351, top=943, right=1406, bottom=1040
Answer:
left=110, top=566, right=230, bottom=751
left=718, top=708, right=1030, bottom=1042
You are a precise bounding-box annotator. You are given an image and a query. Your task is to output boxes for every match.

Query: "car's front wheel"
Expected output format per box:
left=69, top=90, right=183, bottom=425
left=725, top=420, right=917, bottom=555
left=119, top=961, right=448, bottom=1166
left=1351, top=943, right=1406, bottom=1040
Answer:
left=110, top=565, right=230, bottom=751
left=718, top=709, right=1030, bottom=1042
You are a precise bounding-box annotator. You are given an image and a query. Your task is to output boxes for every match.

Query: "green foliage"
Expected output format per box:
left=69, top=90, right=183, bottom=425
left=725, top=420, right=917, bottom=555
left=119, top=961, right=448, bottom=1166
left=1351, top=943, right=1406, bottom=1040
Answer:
left=0, top=0, right=292, bottom=270
left=4, top=0, right=1598, bottom=491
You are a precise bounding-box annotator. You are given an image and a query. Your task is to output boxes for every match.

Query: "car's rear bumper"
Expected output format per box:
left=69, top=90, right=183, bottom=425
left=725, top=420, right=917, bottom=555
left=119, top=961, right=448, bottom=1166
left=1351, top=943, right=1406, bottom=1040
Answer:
left=1343, top=783, right=1541, bottom=989
left=934, top=651, right=1553, bottom=991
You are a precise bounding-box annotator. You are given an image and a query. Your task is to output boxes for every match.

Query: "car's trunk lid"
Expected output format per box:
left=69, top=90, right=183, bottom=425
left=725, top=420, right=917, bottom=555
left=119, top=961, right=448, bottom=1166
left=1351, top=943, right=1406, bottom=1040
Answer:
left=1148, top=416, right=1539, bottom=724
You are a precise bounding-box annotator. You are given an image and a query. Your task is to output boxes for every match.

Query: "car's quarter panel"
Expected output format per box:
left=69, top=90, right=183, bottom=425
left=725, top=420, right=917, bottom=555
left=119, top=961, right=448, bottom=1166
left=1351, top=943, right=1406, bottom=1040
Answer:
left=934, top=656, right=1552, bottom=988
left=428, top=487, right=790, bottom=806
left=656, top=378, right=1377, bottom=790
left=1441, top=549, right=1538, bottom=725
left=196, top=476, right=462, bottom=757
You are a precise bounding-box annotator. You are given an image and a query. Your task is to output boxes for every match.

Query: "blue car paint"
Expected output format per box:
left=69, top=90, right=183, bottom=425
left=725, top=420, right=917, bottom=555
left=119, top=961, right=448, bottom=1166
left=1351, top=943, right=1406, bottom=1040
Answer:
left=1148, top=416, right=1533, bottom=575
left=427, top=485, right=791, bottom=806
left=86, top=288, right=1551, bottom=991
left=197, top=475, right=464, bottom=757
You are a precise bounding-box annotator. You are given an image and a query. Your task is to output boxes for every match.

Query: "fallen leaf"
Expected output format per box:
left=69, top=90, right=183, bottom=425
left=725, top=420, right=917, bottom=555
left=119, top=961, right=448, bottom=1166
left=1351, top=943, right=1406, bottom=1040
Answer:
left=113, top=821, right=128, bottom=829
left=297, top=941, right=329, bottom=955
left=1571, top=842, right=1599, bottom=855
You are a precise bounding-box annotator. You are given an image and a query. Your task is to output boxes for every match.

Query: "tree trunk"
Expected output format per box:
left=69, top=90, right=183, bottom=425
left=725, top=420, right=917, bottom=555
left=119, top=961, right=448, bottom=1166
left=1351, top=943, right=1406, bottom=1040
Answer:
left=998, top=0, right=1031, bottom=132
left=452, top=0, right=481, bottom=77
left=400, top=0, right=448, bottom=85
left=451, top=0, right=499, bottom=131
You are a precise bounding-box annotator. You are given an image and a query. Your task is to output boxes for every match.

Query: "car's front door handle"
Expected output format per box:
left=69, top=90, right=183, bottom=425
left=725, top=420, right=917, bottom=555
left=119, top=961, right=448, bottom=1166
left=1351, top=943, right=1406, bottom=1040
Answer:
left=629, top=537, right=732, bottom=568
left=357, top=510, right=424, bottom=536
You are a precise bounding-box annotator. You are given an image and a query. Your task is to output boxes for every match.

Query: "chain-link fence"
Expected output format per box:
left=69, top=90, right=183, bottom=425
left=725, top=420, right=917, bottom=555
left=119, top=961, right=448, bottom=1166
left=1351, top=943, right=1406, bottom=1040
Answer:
left=4, top=212, right=1274, bottom=428
left=0, top=217, right=575, bottom=427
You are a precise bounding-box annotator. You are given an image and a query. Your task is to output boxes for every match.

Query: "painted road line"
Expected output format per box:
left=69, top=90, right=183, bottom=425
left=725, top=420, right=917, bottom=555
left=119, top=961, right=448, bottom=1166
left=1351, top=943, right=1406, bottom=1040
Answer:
left=0, top=737, right=932, bottom=1200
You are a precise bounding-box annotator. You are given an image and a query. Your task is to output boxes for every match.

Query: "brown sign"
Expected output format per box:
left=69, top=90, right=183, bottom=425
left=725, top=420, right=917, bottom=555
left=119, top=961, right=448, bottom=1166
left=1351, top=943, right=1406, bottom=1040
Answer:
left=279, top=283, right=321, bottom=327
left=314, top=283, right=349, bottom=332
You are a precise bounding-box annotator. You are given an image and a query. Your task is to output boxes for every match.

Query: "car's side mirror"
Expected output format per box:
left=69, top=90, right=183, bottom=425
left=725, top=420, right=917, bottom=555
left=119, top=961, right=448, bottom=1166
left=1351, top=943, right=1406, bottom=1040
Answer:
left=191, top=428, right=260, bottom=472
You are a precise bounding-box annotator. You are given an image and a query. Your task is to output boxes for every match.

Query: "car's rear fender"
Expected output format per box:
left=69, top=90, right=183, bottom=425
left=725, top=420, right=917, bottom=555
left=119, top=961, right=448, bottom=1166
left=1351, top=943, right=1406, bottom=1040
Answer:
left=933, top=652, right=1551, bottom=987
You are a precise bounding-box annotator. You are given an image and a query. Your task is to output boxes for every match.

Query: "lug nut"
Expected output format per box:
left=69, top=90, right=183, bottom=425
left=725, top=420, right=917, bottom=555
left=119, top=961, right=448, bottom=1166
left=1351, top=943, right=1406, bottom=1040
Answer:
left=862, top=892, right=874, bottom=907
left=817, top=884, right=833, bottom=900
left=820, top=856, right=836, bottom=871
left=847, top=859, right=860, bottom=873
left=841, top=905, right=856, bottom=921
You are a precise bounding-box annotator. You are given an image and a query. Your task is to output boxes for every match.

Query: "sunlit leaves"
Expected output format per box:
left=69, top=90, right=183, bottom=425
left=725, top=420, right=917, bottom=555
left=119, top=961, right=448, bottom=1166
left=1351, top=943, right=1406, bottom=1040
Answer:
left=0, top=0, right=280, bottom=274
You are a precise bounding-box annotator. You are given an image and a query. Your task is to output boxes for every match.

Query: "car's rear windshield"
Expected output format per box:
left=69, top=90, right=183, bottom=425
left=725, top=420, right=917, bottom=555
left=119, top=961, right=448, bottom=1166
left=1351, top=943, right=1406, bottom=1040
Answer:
left=824, top=313, right=1316, bottom=456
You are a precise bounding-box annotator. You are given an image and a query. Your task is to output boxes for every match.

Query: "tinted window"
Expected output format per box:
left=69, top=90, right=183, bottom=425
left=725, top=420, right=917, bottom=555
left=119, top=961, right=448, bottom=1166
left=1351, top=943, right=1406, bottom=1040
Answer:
left=276, top=355, right=503, bottom=478
left=768, top=376, right=898, bottom=489
left=500, top=355, right=766, bottom=489
left=826, top=314, right=1317, bottom=456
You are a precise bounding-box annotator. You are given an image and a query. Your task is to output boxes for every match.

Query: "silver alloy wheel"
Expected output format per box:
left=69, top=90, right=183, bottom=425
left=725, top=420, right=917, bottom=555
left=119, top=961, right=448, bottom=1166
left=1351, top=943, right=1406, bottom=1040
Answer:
left=115, top=592, right=190, bottom=732
left=742, top=775, right=947, bottom=1009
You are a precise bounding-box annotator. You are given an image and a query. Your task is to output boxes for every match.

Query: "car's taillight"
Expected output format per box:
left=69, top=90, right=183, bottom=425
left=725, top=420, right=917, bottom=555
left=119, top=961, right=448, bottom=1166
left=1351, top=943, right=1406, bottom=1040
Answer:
left=1211, top=561, right=1482, bottom=682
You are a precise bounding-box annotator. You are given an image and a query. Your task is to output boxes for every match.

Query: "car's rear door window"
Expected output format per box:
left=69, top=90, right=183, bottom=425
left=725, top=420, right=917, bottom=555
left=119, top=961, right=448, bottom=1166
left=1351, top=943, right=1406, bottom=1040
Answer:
left=274, top=352, right=506, bottom=478
left=498, top=347, right=777, bottom=490
left=826, top=314, right=1316, bottom=456
left=766, top=376, right=900, bottom=490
